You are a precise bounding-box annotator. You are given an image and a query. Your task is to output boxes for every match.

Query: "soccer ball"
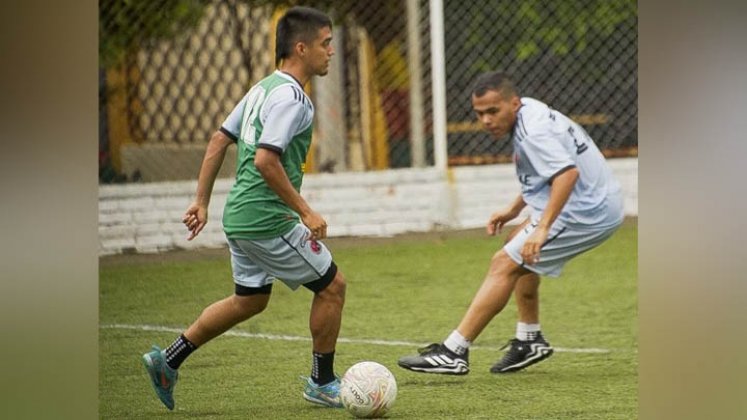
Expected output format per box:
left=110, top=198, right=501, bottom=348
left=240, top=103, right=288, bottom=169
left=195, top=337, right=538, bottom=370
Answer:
left=340, top=361, right=397, bottom=418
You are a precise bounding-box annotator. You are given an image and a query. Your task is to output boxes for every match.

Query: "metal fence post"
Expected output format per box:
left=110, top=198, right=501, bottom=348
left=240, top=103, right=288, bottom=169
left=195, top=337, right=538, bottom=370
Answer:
left=429, top=0, right=448, bottom=173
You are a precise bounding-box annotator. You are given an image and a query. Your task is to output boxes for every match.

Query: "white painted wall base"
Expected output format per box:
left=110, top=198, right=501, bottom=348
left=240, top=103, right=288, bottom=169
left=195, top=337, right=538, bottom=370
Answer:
left=99, top=158, right=637, bottom=255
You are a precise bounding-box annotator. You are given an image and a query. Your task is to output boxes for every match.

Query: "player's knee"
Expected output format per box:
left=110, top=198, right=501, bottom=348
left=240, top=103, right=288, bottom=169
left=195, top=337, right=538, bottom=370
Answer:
left=324, top=271, right=346, bottom=303
left=232, top=294, right=269, bottom=318
left=311, top=273, right=345, bottom=313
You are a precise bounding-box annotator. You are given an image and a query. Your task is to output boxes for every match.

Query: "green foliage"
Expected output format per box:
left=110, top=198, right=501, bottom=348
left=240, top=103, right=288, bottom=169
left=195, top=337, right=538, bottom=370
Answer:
left=99, top=0, right=208, bottom=68
left=521, top=0, right=635, bottom=60
left=100, top=220, right=637, bottom=418
left=455, top=0, right=636, bottom=79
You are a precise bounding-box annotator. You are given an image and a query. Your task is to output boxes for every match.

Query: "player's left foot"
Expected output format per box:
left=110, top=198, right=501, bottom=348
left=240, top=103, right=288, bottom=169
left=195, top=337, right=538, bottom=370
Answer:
left=142, top=345, right=178, bottom=410
left=302, top=376, right=343, bottom=408
left=397, top=343, right=470, bottom=375
left=490, top=333, right=554, bottom=373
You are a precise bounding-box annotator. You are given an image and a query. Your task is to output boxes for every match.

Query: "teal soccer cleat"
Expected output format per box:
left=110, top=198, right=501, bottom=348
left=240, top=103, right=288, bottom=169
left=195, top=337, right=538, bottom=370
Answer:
left=302, top=376, right=343, bottom=408
left=142, top=345, right=178, bottom=410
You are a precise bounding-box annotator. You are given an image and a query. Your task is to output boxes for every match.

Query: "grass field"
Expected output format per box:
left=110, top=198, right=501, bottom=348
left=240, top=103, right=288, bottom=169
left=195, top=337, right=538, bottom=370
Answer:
left=99, top=218, right=637, bottom=419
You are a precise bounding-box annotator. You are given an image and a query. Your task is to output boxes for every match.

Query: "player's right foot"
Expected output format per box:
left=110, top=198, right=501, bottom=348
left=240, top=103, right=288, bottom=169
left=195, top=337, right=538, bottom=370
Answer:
left=397, top=343, right=470, bottom=375
left=490, top=333, right=554, bottom=373
left=142, top=345, right=178, bottom=410
left=302, top=376, right=343, bottom=408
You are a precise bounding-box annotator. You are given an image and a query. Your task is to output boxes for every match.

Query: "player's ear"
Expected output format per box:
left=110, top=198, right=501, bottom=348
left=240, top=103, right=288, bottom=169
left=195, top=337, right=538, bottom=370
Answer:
left=511, top=95, right=521, bottom=111
left=295, top=41, right=306, bottom=57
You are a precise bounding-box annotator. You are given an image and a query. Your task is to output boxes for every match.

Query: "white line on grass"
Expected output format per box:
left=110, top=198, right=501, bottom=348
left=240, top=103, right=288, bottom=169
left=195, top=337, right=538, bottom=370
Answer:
left=102, top=323, right=611, bottom=354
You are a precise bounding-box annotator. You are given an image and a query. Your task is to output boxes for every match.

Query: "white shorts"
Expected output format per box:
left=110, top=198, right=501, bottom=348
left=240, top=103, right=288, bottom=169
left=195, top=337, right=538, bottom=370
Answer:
left=227, top=224, right=335, bottom=291
left=503, top=219, right=622, bottom=277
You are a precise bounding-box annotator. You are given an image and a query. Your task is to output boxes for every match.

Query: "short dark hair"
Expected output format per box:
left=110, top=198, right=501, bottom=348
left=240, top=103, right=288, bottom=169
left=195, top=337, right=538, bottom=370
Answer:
left=275, top=6, right=332, bottom=66
left=471, top=71, right=519, bottom=98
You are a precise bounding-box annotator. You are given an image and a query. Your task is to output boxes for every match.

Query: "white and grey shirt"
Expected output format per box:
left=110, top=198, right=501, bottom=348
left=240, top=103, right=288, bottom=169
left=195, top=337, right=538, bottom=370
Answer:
left=221, top=71, right=314, bottom=153
left=512, top=97, right=623, bottom=229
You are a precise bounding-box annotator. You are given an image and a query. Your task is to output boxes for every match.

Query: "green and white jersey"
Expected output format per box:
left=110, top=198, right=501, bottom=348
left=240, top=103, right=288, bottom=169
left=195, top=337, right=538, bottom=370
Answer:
left=219, top=71, right=314, bottom=239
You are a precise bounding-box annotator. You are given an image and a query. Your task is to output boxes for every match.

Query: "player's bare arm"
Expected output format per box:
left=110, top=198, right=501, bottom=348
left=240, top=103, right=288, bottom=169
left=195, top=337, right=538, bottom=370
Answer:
left=254, top=148, right=328, bottom=240
left=184, top=130, right=234, bottom=240
left=521, top=166, right=579, bottom=263
left=487, top=194, right=526, bottom=236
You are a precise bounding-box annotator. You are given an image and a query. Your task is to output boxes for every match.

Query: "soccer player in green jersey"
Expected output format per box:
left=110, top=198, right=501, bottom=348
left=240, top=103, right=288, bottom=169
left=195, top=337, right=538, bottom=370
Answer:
left=142, top=6, right=346, bottom=410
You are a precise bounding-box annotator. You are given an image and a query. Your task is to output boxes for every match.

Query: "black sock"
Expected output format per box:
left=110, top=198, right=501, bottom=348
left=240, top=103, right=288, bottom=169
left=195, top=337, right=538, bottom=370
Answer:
left=164, top=334, right=198, bottom=370
left=312, top=351, right=335, bottom=385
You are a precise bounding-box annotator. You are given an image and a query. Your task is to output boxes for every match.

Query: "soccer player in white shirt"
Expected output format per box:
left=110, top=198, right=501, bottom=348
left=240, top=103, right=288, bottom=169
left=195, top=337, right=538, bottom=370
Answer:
left=398, top=71, right=624, bottom=375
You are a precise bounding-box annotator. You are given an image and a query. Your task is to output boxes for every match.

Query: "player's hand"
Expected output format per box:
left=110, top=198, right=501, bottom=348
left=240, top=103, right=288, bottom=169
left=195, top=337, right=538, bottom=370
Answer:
left=521, top=225, right=549, bottom=265
left=486, top=209, right=517, bottom=236
left=183, top=202, right=208, bottom=241
left=301, top=210, right=327, bottom=240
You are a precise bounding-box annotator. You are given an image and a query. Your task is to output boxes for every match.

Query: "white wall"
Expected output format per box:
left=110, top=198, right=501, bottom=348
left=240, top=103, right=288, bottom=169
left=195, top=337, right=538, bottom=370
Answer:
left=99, top=158, right=637, bottom=255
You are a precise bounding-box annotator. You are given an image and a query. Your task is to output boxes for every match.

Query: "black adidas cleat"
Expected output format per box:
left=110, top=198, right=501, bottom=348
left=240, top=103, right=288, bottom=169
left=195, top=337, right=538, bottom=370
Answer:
left=398, top=343, right=469, bottom=375
left=490, top=333, right=554, bottom=374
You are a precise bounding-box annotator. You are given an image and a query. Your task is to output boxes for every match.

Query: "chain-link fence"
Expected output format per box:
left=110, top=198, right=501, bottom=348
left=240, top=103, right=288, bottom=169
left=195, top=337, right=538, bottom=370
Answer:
left=439, top=0, right=637, bottom=165
left=99, top=0, right=637, bottom=183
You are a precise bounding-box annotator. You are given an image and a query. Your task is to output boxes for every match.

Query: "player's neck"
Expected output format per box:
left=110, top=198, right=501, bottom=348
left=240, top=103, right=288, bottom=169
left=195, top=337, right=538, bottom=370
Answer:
left=278, top=62, right=309, bottom=87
